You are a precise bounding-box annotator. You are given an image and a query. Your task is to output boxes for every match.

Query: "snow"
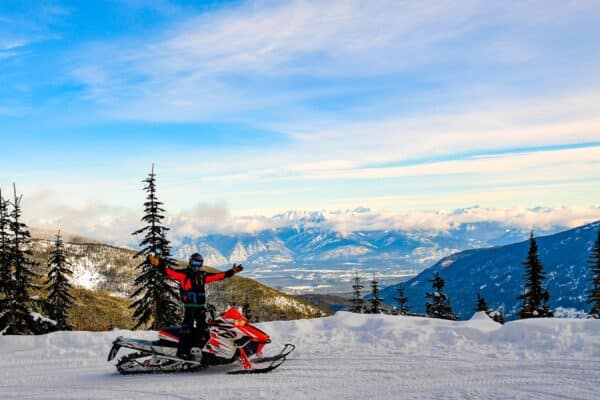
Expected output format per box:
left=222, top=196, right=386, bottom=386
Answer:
left=319, top=245, right=370, bottom=259
left=30, top=312, right=57, bottom=326
left=69, top=256, right=107, bottom=290
left=554, top=307, right=592, bottom=319
left=1, top=312, right=599, bottom=399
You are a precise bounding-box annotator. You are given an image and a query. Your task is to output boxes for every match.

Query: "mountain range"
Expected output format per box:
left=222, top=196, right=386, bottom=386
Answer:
left=28, top=237, right=327, bottom=323
left=171, top=209, right=566, bottom=293
left=380, top=220, right=600, bottom=319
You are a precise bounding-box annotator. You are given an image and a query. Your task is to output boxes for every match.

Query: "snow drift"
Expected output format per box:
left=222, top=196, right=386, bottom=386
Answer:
left=1, top=312, right=598, bottom=399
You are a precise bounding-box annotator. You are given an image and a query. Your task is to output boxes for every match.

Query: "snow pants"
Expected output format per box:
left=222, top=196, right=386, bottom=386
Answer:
left=178, top=307, right=209, bottom=358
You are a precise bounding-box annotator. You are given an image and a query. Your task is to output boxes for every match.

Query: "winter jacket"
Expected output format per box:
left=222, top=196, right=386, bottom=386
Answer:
left=162, top=266, right=235, bottom=308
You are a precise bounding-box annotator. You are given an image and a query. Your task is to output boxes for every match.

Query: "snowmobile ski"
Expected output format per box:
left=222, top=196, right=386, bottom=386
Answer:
left=253, top=343, right=295, bottom=364
left=227, top=356, right=288, bottom=374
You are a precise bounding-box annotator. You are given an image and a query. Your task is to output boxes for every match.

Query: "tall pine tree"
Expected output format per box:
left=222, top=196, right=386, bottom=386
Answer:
left=588, top=230, right=600, bottom=318
left=242, top=296, right=253, bottom=322
left=0, top=190, right=11, bottom=325
left=130, top=165, right=180, bottom=330
left=475, top=293, right=504, bottom=323
left=394, top=285, right=410, bottom=315
left=517, top=232, right=553, bottom=318
left=0, top=185, right=41, bottom=334
left=44, top=231, right=74, bottom=330
left=475, top=293, right=489, bottom=312
left=350, top=273, right=364, bottom=313
left=367, top=275, right=383, bottom=314
left=425, top=272, right=457, bottom=320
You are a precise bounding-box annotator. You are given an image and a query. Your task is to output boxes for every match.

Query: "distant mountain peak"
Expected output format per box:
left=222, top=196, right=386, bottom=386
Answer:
left=381, top=220, right=600, bottom=320
left=273, top=210, right=326, bottom=224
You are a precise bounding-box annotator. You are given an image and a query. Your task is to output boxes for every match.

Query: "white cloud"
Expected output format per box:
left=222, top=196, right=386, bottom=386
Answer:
left=62, top=0, right=600, bottom=199
left=4, top=0, right=598, bottom=227
left=17, top=186, right=600, bottom=247
left=20, top=189, right=140, bottom=247
left=322, top=206, right=600, bottom=233
left=70, top=0, right=600, bottom=121
left=280, top=91, right=600, bottom=164
left=0, top=38, right=29, bottom=51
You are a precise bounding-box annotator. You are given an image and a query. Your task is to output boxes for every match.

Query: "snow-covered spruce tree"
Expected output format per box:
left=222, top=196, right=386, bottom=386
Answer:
left=588, top=230, right=600, bottom=318
left=476, top=293, right=488, bottom=312
left=44, top=231, right=74, bottom=330
left=0, top=186, right=42, bottom=334
left=517, top=232, right=553, bottom=319
left=350, top=273, right=364, bottom=313
left=130, top=165, right=180, bottom=330
left=0, top=190, right=11, bottom=323
left=425, top=272, right=457, bottom=320
left=488, top=308, right=504, bottom=324
left=475, top=293, right=503, bottom=323
left=394, top=285, right=410, bottom=315
left=367, top=276, right=384, bottom=314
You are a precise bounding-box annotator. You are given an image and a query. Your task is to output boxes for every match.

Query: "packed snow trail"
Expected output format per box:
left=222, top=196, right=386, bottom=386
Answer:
left=1, top=312, right=598, bottom=399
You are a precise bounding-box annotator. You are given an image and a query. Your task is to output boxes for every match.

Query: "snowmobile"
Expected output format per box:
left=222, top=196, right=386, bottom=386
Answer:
left=108, top=305, right=295, bottom=374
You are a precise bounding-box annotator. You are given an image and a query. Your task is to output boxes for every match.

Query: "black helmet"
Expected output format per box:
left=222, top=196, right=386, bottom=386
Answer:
left=189, top=253, right=204, bottom=271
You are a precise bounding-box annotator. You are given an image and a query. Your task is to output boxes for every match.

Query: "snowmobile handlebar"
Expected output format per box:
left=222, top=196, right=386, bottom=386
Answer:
left=206, top=303, right=216, bottom=321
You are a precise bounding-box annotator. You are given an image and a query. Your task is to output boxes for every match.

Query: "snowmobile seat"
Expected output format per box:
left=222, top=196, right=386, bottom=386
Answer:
left=158, top=326, right=182, bottom=343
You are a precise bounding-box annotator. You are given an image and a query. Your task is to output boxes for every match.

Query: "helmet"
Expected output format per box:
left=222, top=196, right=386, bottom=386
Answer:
left=189, top=253, right=204, bottom=271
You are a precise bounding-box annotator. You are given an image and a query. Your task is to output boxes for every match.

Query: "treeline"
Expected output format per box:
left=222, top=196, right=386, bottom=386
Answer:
left=0, top=185, right=74, bottom=334
left=1, top=166, right=323, bottom=335
left=0, top=166, right=254, bottom=334
left=350, top=231, right=600, bottom=322
left=3, top=167, right=600, bottom=333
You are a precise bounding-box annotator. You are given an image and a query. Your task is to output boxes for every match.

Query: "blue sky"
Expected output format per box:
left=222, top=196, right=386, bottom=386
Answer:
left=1, top=0, right=599, bottom=242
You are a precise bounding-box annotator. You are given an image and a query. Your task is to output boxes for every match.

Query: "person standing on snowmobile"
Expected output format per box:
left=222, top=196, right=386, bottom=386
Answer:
left=148, top=253, right=243, bottom=359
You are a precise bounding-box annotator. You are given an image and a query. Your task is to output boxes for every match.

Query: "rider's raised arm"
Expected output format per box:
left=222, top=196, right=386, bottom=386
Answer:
left=148, top=255, right=186, bottom=285
left=206, top=264, right=243, bottom=284
left=164, top=266, right=186, bottom=285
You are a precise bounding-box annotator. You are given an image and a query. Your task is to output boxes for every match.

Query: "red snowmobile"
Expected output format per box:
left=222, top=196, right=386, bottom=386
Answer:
left=108, top=306, right=294, bottom=374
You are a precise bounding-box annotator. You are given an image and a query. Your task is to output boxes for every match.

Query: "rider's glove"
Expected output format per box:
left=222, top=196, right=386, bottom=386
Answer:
left=148, top=254, right=160, bottom=267
left=232, top=264, right=244, bottom=274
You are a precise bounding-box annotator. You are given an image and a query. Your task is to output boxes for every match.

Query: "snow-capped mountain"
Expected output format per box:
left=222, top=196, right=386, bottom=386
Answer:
left=380, top=221, right=600, bottom=319
left=171, top=212, right=567, bottom=293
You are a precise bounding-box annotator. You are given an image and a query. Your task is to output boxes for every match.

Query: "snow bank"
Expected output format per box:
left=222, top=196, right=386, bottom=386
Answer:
left=1, top=313, right=599, bottom=399
left=263, top=312, right=598, bottom=361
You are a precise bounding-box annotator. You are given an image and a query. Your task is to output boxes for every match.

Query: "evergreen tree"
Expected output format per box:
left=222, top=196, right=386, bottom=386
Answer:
left=475, top=293, right=489, bottom=312
left=44, top=231, right=74, bottom=330
left=425, top=272, right=457, bottom=320
left=517, top=232, right=553, bottom=318
left=0, top=190, right=11, bottom=319
left=588, top=230, right=600, bottom=318
left=394, top=285, right=410, bottom=315
left=488, top=307, right=505, bottom=324
left=242, top=296, right=253, bottom=322
left=350, top=273, right=364, bottom=313
left=130, top=165, right=180, bottom=330
left=368, top=275, right=383, bottom=314
left=475, top=293, right=503, bottom=323
left=0, top=185, right=41, bottom=334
